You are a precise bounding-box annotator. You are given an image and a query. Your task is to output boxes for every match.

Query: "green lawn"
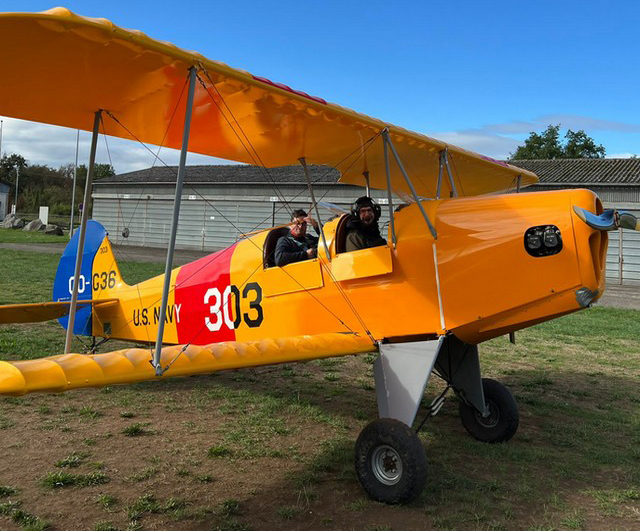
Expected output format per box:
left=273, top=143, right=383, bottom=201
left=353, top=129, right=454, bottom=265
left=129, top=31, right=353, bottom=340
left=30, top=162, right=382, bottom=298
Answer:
left=0, top=240, right=638, bottom=531
left=0, top=226, right=68, bottom=244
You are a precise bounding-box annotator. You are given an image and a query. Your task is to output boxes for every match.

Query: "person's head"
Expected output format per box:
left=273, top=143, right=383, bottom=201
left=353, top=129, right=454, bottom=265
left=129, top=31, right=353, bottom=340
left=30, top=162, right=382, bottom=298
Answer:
left=290, top=209, right=308, bottom=238
left=352, top=197, right=380, bottom=228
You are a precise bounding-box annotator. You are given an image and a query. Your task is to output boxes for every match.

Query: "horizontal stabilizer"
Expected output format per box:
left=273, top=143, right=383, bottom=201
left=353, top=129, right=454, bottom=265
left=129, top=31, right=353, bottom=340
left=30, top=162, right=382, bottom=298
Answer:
left=0, top=332, right=376, bottom=396
left=0, top=299, right=118, bottom=324
left=573, top=206, right=640, bottom=232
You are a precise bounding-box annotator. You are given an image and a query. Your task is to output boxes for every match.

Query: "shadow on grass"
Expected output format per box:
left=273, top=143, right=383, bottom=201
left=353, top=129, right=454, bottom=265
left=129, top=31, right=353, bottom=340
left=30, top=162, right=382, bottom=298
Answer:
left=103, top=362, right=640, bottom=531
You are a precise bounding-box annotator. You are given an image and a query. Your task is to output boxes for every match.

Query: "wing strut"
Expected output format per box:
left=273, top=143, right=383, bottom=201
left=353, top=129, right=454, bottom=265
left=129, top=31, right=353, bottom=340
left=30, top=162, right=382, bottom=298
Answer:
left=363, top=171, right=371, bottom=196
left=381, top=129, right=437, bottom=240
left=64, top=110, right=102, bottom=354
left=299, top=157, right=331, bottom=261
left=382, top=134, right=397, bottom=248
left=435, top=148, right=458, bottom=199
left=152, top=66, right=198, bottom=376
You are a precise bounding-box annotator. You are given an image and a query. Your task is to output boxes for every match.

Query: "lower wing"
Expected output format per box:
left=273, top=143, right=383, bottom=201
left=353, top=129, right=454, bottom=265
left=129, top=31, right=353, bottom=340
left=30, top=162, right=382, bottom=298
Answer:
left=0, top=332, right=376, bottom=396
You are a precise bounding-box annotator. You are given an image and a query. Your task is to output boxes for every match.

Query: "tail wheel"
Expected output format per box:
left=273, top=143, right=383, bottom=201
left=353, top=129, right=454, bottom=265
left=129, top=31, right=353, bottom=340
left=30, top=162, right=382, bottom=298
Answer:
left=459, top=378, right=519, bottom=443
left=354, top=418, right=427, bottom=504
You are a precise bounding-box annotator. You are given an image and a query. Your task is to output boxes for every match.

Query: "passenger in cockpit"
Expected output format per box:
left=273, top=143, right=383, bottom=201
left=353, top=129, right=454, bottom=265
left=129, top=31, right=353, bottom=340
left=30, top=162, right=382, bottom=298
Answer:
left=345, top=197, right=387, bottom=251
left=275, top=209, right=319, bottom=266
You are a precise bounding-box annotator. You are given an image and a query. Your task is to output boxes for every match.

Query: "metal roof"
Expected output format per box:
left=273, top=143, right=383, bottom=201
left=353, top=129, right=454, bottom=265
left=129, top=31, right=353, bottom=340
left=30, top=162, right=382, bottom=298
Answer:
left=99, top=158, right=640, bottom=189
left=509, top=158, right=640, bottom=186
left=95, top=164, right=341, bottom=186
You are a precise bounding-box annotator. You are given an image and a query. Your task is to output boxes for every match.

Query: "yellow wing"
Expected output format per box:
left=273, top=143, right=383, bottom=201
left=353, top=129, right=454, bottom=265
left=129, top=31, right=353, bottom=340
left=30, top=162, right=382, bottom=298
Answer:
left=0, top=299, right=118, bottom=324
left=0, top=8, right=536, bottom=198
left=0, top=332, right=376, bottom=396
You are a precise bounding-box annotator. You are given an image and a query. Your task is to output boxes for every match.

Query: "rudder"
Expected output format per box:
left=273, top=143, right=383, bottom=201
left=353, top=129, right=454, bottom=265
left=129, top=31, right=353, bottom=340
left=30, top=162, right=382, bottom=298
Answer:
left=53, top=221, right=124, bottom=335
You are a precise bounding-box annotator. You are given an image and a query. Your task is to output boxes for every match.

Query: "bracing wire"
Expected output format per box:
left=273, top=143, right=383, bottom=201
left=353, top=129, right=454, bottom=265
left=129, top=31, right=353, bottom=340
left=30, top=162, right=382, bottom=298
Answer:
left=91, top=68, right=384, bottom=357
left=196, top=70, right=292, bottom=217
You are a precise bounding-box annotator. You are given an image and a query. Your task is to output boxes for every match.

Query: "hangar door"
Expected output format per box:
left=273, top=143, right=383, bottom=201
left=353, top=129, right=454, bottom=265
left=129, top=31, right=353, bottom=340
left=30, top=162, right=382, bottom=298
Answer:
left=605, top=208, right=640, bottom=285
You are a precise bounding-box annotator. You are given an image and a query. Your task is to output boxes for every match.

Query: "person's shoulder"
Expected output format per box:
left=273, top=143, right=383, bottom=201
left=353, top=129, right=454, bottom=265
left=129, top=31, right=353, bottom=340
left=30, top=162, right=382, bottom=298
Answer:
left=276, top=233, right=293, bottom=245
left=345, top=216, right=360, bottom=232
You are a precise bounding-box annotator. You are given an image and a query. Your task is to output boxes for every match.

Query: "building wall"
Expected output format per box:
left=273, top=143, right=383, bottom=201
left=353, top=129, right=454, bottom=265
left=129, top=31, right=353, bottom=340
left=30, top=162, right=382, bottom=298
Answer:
left=530, top=184, right=640, bottom=204
left=94, top=183, right=640, bottom=285
left=92, top=183, right=394, bottom=251
left=0, top=191, right=7, bottom=219
left=605, top=210, right=640, bottom=285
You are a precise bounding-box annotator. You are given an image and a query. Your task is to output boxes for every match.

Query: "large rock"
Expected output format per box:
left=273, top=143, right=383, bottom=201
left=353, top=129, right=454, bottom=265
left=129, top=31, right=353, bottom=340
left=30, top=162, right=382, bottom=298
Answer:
left=44, top=224, right=63, bottom=236
left=23, top=219, right=44, bottom=232
left=2, top=214, right=24, bottom=229
left=1, top=213, right=16, bottom=228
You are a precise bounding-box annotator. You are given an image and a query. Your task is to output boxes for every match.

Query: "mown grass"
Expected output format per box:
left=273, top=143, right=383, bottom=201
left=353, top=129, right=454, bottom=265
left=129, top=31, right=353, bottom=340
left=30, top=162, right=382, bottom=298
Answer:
left=0, top=248, right=164, bottom=359
left=0, top=227, right=68, bottom=244
left=0, top=237, right=639, bottom=530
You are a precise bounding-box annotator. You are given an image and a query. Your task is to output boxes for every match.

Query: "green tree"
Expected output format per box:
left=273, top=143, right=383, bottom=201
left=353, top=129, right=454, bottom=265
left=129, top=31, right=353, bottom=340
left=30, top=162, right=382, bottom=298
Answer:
left=0, top=153, right=115, bottom=214
left=564, top=129, right=606, bottom=158
left=511, top=125, right=605, bottom=160
left=0, top=153, right=27, bottom=178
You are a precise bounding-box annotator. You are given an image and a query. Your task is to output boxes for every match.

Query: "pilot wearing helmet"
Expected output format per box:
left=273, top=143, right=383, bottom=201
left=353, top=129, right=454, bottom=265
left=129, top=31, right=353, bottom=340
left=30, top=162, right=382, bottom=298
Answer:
left=345, top=196, right=387, bottom=252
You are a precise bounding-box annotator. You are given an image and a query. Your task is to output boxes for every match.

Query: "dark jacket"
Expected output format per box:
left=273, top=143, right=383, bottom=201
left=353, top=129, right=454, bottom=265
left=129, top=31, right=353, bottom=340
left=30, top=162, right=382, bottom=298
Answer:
left=345, top=217, right=387, bottom=252
left=275, top=232, right=319, bottom=266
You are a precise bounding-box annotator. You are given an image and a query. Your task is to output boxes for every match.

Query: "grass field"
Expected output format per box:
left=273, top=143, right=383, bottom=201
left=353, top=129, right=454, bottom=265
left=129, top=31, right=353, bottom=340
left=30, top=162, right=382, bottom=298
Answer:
left=0, top=227, right=68, bottom=244
left=0, top=237, right=639, bottom=531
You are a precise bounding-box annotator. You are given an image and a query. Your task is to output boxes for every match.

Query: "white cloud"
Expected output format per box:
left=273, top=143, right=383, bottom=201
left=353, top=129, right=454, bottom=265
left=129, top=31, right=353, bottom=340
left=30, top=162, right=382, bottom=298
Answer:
left=482, top=115, right=640, bottom=135
left=0, top=116, right=229, bottom=174
left=424, top=130, right=521, bottom=159
left=3, top=113, right=639, bottom=174
left=538, top=115, right=640, bottom=133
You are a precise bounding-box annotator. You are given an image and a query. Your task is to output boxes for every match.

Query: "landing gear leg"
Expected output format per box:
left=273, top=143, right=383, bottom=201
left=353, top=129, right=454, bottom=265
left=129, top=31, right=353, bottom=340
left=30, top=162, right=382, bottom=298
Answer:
left=458, top=378, right=519, bottom=443
left=434, top=335, right=519, bottom=443
left=355, top=339, right=442, bottom=504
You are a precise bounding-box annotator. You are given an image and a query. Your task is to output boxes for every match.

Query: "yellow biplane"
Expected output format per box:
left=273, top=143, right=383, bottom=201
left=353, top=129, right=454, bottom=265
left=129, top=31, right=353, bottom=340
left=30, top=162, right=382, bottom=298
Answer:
left=0, top=8, right=638, bottom=504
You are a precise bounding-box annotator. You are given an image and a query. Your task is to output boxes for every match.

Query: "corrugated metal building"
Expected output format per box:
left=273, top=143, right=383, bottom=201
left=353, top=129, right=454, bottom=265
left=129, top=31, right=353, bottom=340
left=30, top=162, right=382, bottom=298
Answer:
left=93, top=159, right=640, bottom=285
left=510, top=158, right=640, bottom=285
left=93, top=165, right=392, bottom=251
left=0, top=182, right=9, bottom=219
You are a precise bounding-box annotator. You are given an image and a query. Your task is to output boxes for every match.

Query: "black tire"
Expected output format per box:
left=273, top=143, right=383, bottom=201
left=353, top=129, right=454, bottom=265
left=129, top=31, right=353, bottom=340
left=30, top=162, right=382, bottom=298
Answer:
left=354, top=418, right=427, bottom=504
left=459, top=378, right=519, bottom=443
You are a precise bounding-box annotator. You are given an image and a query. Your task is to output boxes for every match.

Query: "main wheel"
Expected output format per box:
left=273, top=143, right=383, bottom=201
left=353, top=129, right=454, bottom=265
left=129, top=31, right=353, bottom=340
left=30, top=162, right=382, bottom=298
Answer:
left=459, top=378, right=519, bottom=443
left=354, top=418, right=427, bottom=504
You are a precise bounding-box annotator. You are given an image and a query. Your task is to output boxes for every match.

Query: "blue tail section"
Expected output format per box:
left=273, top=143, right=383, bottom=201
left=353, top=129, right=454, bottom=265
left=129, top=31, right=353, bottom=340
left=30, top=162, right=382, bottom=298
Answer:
left=53, top=220, right=108, bottom=336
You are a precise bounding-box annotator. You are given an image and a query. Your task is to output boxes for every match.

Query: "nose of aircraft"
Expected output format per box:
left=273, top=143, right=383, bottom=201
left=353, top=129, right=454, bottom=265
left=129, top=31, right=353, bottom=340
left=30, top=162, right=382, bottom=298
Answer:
left=573, top=206, right=640, bottom=232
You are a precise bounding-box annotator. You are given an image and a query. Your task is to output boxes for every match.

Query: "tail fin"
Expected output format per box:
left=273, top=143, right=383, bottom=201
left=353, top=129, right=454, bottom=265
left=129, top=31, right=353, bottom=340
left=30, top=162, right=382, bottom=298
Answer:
left=53, top=221, right=124, bottom=335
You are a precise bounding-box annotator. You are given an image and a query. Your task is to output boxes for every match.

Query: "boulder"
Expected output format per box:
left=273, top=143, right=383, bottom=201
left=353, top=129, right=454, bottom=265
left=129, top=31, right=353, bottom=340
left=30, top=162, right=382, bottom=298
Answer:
left=23, top=219, right=44, bottom=232
left=44, top=224, right=63, bottom=236
left=1, top=213, right=16, bottom=228
left=10, top=218, right=24, bottom=229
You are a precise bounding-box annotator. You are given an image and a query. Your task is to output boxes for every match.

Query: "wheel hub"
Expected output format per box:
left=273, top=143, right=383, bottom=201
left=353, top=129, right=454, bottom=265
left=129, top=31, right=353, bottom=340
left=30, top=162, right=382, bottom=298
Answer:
left=371, top=445, right=403, bottom=485
left=476, top=399, right=500, bottom=428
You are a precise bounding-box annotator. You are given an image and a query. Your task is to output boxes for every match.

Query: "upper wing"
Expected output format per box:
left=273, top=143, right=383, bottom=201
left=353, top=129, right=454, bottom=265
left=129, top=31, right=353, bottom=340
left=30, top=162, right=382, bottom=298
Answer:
left=0, top=332, right=376, bottom=396
left=0, top=299, right=118, bottom=324
left=0, top=8, right=536, bottom=198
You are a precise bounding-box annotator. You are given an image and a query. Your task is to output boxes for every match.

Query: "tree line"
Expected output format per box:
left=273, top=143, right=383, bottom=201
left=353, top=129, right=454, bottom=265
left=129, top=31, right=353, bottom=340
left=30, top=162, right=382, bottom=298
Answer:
left=510, top=124, right=606, bottom=160
left=0, top=153, right=114, bottom=215
left=0, top=124, right=606, bottom=216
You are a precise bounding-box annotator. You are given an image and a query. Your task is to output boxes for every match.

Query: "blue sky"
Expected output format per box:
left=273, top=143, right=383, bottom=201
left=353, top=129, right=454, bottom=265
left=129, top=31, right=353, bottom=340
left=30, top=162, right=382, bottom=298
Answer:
left=1, top=1, right=638, bottom=173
